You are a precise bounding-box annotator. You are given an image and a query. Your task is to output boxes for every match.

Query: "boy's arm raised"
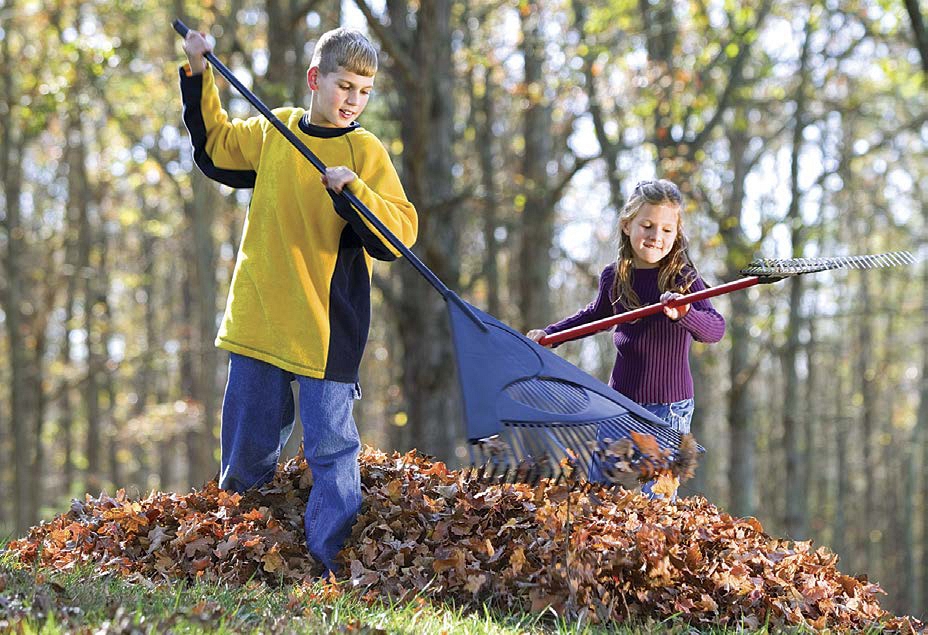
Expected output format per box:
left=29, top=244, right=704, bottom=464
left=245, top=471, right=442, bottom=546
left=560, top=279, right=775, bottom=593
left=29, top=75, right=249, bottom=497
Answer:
left=179, top=58, right=264, bottom=187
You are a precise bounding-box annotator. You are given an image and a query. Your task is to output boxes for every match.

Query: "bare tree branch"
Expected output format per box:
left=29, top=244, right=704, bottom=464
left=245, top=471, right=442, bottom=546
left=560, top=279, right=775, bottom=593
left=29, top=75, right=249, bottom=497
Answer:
left=903, top=0, right=928, bottom=74
left=351, top=0, right=416, bottom=88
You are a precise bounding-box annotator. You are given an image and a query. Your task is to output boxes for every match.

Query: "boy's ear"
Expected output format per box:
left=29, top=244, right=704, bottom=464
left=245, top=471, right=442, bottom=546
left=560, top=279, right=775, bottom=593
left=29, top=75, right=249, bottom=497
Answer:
left=307, top=66, right=320, bottom=90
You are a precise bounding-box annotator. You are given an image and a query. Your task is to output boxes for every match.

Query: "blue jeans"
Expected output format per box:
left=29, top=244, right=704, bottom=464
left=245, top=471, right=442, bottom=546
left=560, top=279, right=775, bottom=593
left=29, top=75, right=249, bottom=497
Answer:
left=219, top=353, right=361, bottom=573
left=639, top=398, right=694, bottom=499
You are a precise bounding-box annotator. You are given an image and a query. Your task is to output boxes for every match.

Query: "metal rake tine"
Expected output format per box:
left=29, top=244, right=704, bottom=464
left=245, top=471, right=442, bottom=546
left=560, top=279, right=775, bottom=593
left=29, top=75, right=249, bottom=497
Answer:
left=561, top=425, right=597, bottom=482
left=472, top=441, right=498, bottom=482
left=469, top=441, right=485, bottom=466
left=499, top=460, right=515, bottom=484
left=467, top=444, right=483, bottom=481
left=884, top=252, right=903, bottom=266
left=526, top=426, right=563, bottom=483
left=524, top=424, right=555, bottom=479
left=509, top=426, right=533, bottom=469
left=885, top=251, right=913, bottom=266
left=507, top=425, right=539, bottom=484
left=560, top=424, right=593, bottom=468
left=527, top=456, right=546, bottom=486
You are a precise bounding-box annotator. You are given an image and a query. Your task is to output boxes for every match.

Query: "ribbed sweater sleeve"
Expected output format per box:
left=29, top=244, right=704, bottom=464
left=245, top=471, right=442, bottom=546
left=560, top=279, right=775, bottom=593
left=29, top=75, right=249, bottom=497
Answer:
left=674, top=276, right=726, bottom=343
left=543, top=265, right=616, bottom=340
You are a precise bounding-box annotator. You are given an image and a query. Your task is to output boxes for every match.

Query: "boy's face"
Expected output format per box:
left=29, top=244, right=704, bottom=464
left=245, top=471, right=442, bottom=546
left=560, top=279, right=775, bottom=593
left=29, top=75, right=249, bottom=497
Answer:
left=307, top=65, right=374, bottom=128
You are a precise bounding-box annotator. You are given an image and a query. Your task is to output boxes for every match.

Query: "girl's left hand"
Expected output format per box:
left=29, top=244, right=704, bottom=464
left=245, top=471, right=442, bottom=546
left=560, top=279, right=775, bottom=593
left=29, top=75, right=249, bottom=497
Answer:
left=660, top=291, right=690, bottom=321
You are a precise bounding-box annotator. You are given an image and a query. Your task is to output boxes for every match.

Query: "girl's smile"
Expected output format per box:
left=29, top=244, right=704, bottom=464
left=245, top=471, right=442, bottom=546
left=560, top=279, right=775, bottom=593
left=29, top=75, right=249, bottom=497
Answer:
left=622, top=203, right=680, bottom=268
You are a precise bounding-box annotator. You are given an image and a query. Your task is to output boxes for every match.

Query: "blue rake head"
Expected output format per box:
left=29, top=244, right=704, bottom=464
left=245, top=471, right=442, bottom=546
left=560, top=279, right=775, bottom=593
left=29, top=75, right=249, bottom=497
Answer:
left=447, top=296, right=703, bottom=486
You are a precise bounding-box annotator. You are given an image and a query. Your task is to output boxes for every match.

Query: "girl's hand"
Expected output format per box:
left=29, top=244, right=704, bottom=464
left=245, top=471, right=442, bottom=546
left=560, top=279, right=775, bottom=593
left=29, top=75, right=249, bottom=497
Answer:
left=183, top=31, right=212, bottom=74
left=322, top=166, right=357, bottom=194
left=660, top=291, right=690, bottom=321
left=526, top=329, right=547, bottom=342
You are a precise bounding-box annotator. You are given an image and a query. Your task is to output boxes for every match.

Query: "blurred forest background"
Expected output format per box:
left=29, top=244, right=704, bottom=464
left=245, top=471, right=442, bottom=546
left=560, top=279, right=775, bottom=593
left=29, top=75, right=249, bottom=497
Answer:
left=1, top=0, right=927, bottom=618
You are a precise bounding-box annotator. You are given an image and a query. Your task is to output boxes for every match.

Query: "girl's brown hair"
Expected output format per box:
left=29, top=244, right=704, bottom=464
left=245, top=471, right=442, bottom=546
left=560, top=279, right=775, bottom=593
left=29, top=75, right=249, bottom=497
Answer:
left=611, top=179, right=696, bottom=310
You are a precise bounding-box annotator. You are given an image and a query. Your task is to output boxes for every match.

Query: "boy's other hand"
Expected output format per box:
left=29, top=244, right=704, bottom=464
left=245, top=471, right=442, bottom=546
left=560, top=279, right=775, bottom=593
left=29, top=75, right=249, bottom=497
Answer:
left=526, top=329, right=546, bottom=342
left=322, top=166, right=357, bottom=194
left=183, top=30, right=213, bottom=75
left=660, top=291, right=690, bottom=320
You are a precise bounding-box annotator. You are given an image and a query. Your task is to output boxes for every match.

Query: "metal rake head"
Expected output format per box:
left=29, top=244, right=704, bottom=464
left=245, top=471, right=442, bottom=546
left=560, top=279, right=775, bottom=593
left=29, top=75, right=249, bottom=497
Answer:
left=739, top=251, right=915, bottom=277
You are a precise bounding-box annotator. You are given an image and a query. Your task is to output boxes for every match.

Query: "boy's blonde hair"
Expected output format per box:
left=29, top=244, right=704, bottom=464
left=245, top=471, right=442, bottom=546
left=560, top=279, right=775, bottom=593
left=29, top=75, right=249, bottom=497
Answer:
left=611, top=179, right=696, bottom=310
left=311, top=28, right=378, bottom=76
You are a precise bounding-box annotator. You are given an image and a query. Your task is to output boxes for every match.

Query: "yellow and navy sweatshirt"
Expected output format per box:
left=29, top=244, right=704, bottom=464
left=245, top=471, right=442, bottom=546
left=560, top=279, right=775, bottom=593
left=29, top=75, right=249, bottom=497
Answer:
left=179, top=64, right=417, bottom=382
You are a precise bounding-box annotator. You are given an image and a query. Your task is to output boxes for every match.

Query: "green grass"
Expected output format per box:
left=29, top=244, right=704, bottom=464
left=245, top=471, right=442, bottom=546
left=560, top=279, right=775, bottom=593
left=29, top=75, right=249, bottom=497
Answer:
left=0, top=545, right=875, bottom=634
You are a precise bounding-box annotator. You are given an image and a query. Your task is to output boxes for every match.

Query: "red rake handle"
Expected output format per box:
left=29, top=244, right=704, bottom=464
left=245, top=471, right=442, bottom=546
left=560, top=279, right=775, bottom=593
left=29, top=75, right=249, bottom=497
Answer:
left=538, top=275, right=762, bottom=346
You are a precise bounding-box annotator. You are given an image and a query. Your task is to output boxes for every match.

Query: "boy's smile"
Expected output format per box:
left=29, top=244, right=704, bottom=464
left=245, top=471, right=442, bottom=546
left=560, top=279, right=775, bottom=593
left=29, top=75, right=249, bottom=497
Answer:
left=622, top=203, right=680, bottom=268
left=307, top=66, right=373, bottom=128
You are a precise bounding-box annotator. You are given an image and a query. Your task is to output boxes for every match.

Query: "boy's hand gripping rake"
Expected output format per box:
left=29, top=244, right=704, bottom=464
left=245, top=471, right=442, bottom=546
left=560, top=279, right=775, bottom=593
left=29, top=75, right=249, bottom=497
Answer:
left=173, top=19, right=696, bottom=486
left=538, top=252, right=916, bottom=347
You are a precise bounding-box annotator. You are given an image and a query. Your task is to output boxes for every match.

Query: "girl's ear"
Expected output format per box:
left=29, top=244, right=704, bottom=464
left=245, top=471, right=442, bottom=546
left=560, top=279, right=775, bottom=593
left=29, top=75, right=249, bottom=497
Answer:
left=621, top=220, right=631, bottom=236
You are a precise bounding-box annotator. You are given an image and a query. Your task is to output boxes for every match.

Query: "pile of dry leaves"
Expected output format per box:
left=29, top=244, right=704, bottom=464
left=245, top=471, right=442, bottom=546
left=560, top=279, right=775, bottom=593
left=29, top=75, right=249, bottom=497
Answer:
left=6, top=444, right=924, bottom=632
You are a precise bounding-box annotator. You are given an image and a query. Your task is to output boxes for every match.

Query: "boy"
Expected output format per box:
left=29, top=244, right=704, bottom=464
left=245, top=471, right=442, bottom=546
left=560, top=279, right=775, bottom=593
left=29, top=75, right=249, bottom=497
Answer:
left=179, top=27, right=417, bottom=575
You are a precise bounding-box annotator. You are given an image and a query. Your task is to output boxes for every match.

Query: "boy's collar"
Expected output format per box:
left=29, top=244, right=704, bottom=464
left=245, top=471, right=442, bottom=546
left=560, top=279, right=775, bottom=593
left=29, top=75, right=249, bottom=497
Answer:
left=299, top=115, right=360, bottom=138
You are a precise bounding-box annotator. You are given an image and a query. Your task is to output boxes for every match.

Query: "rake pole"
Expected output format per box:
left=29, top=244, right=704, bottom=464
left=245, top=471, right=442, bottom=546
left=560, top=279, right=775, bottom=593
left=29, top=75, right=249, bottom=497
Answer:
left=539, top=276, right=763, bottom=347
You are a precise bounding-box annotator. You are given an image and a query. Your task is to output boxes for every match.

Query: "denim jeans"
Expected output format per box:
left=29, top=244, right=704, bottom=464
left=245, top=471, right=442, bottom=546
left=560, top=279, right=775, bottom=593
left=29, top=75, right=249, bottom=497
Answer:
left=219, top=353, right=361, bottom=573
left=639, top=398, right=694, bottom=499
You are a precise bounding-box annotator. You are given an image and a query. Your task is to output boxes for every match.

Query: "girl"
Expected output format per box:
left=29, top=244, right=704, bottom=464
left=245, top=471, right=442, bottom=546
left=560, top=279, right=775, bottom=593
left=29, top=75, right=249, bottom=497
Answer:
left=527, top=179, right=725, bottom=491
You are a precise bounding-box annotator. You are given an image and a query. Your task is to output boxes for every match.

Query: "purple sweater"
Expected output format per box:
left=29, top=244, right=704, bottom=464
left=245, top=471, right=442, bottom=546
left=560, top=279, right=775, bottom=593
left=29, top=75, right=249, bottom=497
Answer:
left=544, top=264, right=725, bottom=403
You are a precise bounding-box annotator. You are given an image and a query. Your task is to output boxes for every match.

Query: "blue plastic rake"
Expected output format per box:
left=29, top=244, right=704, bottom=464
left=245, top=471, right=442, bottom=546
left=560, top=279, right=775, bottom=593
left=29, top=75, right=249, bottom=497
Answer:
left=173, top=19, right=693, bottom=485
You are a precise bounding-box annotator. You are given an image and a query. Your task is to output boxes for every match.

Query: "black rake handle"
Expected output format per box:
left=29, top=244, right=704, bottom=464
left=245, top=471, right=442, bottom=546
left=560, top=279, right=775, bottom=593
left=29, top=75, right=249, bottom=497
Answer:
left=172, top=19, right=486, bottom=328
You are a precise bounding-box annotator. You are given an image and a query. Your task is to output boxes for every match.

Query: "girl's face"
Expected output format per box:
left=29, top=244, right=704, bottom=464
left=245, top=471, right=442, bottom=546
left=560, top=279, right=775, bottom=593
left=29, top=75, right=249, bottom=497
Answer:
left=622, top=203, right=680, bottom=268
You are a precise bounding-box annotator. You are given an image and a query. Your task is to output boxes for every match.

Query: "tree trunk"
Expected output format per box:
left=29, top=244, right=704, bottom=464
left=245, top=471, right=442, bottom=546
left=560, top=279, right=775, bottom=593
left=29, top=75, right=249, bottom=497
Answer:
left=191, top=180, right=220, bottom=482
left=803, top=302, right=821, bottom=537
left=83, top=249, right=103, bottom=494
left=833, top=351, right=850, bottom=569
left=1, top=21, right=40, bottom=533
left=856, top=270, right=878, bottom=571
left=381, top=0, right=461, bottom=461
left=572, top=0, right=625, bottom=214
left=727, top=291, right=756, bottom=517
left=720, top=126, right=757, bottom=518
left=916, top=259, right=928, bottom=617
left=782, top=19, right=812, bottom=540
left=515, top=1, right=554, bottom=332
left=265, top=0, right=295, bottom=106
left=476, top=67, right=501, bottom=317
